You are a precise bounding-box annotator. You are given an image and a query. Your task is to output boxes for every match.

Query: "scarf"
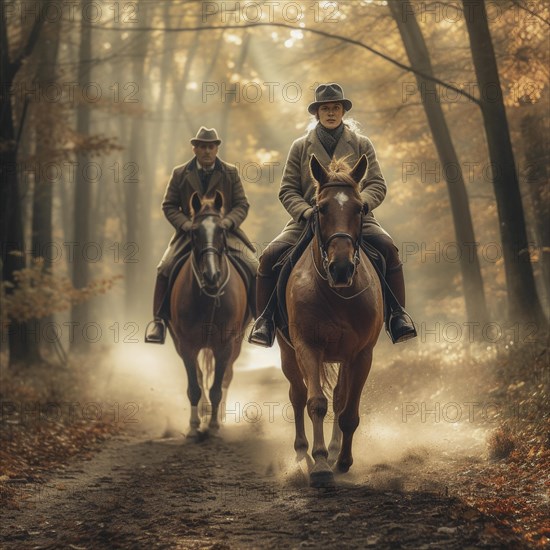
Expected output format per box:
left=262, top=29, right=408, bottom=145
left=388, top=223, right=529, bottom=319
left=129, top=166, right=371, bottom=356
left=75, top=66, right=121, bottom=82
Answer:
left=316, top=122, right=345, bottom=158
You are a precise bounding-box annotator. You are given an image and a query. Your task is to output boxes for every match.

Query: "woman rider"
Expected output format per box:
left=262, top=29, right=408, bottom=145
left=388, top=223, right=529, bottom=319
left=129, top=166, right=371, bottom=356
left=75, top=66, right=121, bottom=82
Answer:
left=248, top=83, right=416, bottom=347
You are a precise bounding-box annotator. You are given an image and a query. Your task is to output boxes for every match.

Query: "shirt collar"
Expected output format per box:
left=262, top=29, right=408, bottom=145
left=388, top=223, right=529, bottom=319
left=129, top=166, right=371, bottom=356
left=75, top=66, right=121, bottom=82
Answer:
left=196, top=160, right=215, bottom=172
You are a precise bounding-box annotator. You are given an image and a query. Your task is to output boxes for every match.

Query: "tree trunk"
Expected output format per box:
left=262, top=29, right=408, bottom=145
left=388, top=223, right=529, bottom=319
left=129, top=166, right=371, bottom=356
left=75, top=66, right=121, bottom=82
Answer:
left=1, top=0, right=46, bottom=367
left=462, top=0, right=547, bottom=328
left=389, top=0, right=489, bottom=325
left=219, top=33, right=251, bottom=147
left=124, top=15, right=151, bottom=316
left=71, top=0, right=93, bottom=349
left=165, top=26, right=201, bottom=167
left=26, top=6, right=62, bottom=362
left=32, top=4, right=62, bottom=270
left=519, top=104, right=550, bottom=310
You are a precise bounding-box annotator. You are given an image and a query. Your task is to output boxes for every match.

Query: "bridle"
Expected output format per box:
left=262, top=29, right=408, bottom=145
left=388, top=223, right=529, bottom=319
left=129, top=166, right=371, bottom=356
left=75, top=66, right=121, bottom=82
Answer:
left=190, top=213, right=231, bottom=304
left=312, top=182, right=363, bottom=287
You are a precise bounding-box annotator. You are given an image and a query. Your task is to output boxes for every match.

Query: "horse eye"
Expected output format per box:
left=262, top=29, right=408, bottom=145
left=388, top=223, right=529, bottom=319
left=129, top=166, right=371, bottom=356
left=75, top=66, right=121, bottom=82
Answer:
left=319, top=204, right=327, bottom=215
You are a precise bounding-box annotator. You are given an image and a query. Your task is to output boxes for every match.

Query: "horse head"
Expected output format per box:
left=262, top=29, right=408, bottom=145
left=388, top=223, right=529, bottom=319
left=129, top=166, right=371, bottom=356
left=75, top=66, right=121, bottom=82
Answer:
left=310, top=154, right=368, bottom=288
left=189, top=190, right=227, bottom=289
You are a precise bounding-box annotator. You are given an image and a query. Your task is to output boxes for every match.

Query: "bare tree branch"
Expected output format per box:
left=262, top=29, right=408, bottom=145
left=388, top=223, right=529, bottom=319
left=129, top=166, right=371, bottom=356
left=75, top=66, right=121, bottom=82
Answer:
left=86, top=21, right=481, bottom=105
left=509, top=0, right=550, bottom=27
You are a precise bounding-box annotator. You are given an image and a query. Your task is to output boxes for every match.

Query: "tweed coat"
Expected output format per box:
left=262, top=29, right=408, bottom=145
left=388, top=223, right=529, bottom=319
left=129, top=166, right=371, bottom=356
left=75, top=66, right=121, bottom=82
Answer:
left=273, top=125, right=390, bottom=245
left=157, top=157, right=258, bottom=277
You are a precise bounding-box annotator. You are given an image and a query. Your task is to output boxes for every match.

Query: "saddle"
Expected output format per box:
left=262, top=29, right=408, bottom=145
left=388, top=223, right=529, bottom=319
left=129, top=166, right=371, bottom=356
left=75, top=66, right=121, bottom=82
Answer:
left=159, top=250, right=255, bottom=321
left=273, top=223, right=387, bottom=343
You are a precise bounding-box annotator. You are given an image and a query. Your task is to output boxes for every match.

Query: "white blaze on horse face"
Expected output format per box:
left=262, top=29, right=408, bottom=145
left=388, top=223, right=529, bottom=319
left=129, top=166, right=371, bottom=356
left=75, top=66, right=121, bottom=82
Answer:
left=334, top=191, right=349, bottom=210
left=203, top=217, right=217, bottom=243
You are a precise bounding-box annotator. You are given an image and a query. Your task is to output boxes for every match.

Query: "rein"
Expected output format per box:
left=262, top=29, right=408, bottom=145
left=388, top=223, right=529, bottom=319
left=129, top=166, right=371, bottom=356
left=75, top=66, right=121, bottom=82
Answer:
left=312, top=182, right=363, bottom=287
left=190, top=214, right=231, bottom=307
left=310, top=245, right=371, bottom=300
left=191, top=254, right=231, bottom=307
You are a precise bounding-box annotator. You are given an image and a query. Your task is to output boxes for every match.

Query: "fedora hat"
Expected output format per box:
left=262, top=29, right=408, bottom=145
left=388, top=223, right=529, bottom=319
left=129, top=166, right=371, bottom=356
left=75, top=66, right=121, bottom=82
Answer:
left=190, top=126, right=221, bottom=146
left=307, top=83, right=352, bottom=114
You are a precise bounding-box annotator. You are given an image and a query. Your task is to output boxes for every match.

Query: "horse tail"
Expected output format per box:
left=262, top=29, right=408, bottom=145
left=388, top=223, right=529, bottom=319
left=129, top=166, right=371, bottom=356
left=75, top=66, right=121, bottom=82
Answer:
left=320, top=361, right=340, bottom=401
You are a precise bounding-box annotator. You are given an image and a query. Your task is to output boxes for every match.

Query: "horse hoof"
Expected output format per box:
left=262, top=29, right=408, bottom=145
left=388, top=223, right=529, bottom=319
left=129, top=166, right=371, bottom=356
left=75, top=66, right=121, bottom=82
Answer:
left=336, top=460, right=351, bottom=473
left=209, top=426, right=221, bottom=437
left=328, top=453, right=339, bottom=467
left=309, top=469, right=335, bottom=488
left=186, top=429, right=199, bottom=440
left=295, top=449, right=308, bottom=462
left=196, top=429, right=209, bottom=442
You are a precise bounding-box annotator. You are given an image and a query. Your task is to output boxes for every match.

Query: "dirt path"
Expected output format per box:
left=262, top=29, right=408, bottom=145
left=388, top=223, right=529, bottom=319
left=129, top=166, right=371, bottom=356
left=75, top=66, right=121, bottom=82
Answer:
left=0, top=343, right=530, bottom=549
left=0, top=427, right=523, bottom=549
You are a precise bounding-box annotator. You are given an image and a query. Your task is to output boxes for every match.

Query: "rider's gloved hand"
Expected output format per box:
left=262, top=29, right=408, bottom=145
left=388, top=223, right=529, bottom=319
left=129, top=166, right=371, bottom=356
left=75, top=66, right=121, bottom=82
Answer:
left=181, top=220, right=193, bottom=232
left=218, top=218, right=234, bottom=230
left=301, top=207, right=314, bottom=221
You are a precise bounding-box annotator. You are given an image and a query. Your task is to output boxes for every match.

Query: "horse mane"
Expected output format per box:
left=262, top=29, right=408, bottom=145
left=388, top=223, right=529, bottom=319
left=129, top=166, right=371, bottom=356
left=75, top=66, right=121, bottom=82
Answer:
left=314, top=156, right=360, bottom=196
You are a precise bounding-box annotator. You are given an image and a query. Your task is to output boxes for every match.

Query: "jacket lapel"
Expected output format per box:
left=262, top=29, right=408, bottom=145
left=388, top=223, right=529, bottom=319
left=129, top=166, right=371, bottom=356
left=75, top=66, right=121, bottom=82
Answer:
left=205, top=170, right=222, bottom=196
left=307, top=130, right=332, bottom=167
left=186, top=160, right=202, bottom=193
left=333, top=126, right=356, bottom=161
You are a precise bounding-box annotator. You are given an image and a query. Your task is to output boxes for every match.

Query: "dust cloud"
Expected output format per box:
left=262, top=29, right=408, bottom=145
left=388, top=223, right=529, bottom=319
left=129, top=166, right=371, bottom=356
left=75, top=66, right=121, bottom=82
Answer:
left=89, top=333, right=496, bottom=494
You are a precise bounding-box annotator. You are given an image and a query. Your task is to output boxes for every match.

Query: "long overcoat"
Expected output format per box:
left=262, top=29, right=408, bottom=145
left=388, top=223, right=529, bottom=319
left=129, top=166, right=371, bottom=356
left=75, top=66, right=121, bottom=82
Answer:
left=158, top=157, right=257, bottom=277
left=273, top=125, right=390, bottom=245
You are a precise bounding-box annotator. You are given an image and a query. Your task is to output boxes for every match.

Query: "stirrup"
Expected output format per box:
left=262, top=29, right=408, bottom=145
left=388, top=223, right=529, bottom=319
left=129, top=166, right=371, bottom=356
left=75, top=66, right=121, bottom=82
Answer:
left=248, top=317, right=276, bottom=348
left=386, top=309, right=417, bottom=344
left=144, top=319, right=166, bottom=344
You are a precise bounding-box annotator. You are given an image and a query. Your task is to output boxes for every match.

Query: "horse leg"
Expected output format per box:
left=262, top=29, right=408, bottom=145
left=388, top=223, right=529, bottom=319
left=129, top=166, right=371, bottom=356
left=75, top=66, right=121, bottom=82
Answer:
left=280, top=341, right=308, bottom=461
left=328, top=368, right=345, bottom=466
left=181, top=351, right=202, bottom=438
left=196, top=363, right=208, bottom=425
left=220, top=358, right=234, bottom=423
left=208, top=348, right=234, bottom=433
left=297, top=347, right=333, bottom=488
left=336, top=348, right=373, bottom=473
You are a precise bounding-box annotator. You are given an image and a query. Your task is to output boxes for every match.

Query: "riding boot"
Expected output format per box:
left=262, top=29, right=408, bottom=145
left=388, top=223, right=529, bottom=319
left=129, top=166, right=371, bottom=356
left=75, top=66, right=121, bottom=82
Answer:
left=385, top=266, right=417, bottom=344
left=145, top=273, right=169, bottom=344
left=248, top=274, right=257, bottom=320
left=248, top=274, right=277, bottom=347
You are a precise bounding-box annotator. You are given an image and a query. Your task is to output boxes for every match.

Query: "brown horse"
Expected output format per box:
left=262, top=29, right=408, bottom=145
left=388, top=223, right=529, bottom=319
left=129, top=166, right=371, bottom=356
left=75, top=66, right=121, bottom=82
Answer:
left=169, top=191, right=250, bottom=438
left=279, top=154, right=384, bottom=487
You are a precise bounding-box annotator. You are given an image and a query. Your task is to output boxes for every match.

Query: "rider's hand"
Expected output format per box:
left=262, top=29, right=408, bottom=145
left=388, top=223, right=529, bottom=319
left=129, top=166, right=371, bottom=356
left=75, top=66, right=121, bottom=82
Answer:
left=181, top=220, right=193, bottom=232
left=218, top=218, right=233, bottom=231
left=301, top=207, right=314, bottom=221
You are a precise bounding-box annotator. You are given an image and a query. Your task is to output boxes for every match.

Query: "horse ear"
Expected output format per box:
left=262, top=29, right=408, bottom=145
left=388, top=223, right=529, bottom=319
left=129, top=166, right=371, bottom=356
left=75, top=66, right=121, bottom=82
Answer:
left=349, top=154, right=369, bottom=184
left=213, top=190, right=224, bottom=212
left=190, top=192, right=202, bottom=216
left=310, top=154, right=329, bottom=186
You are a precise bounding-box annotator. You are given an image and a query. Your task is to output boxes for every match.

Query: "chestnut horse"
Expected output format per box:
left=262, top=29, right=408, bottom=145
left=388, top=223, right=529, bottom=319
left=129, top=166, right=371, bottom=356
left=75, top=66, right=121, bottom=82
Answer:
left=279, top=154, right=384, bottom=487
left=169, top=191, right=250, bottom=438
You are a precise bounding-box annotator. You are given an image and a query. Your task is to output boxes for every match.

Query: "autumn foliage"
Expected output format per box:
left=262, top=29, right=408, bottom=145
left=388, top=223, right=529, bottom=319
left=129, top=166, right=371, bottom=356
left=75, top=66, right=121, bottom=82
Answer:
left=1, top=257, right=122, bottom=323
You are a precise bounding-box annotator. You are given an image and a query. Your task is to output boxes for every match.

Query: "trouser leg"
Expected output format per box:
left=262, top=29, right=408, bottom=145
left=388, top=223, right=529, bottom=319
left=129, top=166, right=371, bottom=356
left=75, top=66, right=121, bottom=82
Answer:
left=248, top=241, right=292, bottom=347
left=386, top=264, right=405, bottom=307
left=145, top=273, right=169, bottom=344
left=256, top=273, right=277, bottom=318
left=228, top=245, right=259, bottom=319
left=364, top=233, right=416, bottom=343
left=153, top=273, right=169, bottom=318
left=256, top=241, right=292, bottom=316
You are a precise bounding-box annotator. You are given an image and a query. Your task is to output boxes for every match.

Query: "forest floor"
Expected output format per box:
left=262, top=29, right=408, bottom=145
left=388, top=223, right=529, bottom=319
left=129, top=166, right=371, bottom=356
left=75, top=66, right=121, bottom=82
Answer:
left=0, top=338, right=548, bottom=549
